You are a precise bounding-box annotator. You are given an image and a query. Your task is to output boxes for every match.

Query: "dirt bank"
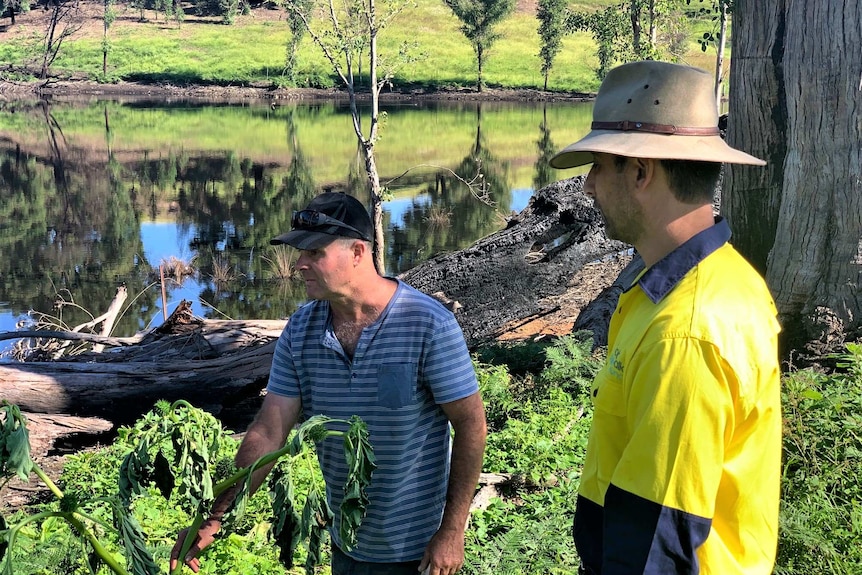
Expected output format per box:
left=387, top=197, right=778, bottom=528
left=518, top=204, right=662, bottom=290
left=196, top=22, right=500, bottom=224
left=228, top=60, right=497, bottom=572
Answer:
left=0, top=76, right=594, bottom=105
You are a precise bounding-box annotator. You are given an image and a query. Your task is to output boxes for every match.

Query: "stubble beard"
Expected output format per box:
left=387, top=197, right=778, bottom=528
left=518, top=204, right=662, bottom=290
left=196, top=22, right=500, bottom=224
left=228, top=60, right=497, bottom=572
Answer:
left=599, top=204, right=643, bottom=246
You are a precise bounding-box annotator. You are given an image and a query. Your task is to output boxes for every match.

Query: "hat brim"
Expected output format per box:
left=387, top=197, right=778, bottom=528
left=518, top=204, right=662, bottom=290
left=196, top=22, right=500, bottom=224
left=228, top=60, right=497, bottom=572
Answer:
left=549, top=130, right=766, bottom=169
left=270, top=229, right=339, bottom=250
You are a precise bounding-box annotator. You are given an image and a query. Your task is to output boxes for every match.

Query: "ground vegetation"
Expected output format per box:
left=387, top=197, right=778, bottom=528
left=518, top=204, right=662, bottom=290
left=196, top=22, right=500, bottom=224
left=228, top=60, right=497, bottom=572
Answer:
left=2, top=336, right=860, bottom=574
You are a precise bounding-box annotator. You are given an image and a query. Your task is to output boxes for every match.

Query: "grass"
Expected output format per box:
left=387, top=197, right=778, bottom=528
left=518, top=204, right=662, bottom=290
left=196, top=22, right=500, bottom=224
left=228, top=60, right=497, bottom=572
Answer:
left=262, top=245, right=298, bottom=280
left=0, top=0, right=727, bottom=94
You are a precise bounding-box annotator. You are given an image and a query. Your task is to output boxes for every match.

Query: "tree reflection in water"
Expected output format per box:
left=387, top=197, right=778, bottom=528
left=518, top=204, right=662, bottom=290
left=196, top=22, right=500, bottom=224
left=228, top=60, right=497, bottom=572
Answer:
left=0, top=98, right=591, bottom=345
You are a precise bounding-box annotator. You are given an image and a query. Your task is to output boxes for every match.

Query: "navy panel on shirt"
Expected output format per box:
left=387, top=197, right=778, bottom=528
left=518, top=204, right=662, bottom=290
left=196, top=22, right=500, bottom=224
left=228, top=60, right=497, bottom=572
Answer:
left=574, top=485, right=712, bottom=575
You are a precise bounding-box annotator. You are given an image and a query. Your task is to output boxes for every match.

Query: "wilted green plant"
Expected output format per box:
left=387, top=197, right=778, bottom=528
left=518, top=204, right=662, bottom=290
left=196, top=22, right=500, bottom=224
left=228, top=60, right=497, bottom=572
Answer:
left=0, top=400, right=376, bottom=575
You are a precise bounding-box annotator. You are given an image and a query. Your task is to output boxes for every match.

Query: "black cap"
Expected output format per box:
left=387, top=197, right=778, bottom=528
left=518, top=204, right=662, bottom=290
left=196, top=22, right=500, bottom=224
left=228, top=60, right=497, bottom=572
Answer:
left=270, top=192, right=373, bottom=250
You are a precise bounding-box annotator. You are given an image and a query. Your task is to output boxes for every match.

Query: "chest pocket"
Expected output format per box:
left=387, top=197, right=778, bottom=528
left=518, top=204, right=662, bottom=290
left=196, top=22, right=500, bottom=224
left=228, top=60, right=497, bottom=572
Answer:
left=592, top=370, right=626, bottom=418
left=377, top=363, right=417, bottom=408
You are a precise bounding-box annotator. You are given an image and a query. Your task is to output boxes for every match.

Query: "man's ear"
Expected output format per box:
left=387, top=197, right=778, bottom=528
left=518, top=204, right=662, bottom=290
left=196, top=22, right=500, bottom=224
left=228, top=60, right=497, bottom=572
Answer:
left=351, top=239, right=367, bottom=262
left=633, top=157, right=655, bottom=190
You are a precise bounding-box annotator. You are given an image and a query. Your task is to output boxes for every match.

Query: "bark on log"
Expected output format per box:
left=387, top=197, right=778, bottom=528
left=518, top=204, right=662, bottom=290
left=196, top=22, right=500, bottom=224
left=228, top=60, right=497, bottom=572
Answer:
left=20, top=413, right=114, bottom=457
left=399, top=177, right=627, bottom=347
left=0, top=310, right=286, bottom=426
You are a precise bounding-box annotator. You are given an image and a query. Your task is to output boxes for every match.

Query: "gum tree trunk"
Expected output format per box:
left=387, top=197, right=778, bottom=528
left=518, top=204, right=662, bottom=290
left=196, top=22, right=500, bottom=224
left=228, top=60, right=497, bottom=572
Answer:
left=726, top=0, right=862, bottom=355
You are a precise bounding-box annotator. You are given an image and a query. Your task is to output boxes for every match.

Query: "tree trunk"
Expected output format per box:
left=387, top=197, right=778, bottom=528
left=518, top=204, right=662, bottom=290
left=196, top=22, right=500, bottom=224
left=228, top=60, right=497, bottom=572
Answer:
left=714, top=1, right=728, bottom=109
left=724, top=0, right=785, bottom=275
left=477, top=45, right=484, bottom=92
left=364, top=0, right=386, bottom=273
left=630, top=0, right=642, bottom=57
left=728, top=0, right=862, bottom=355
left=648, top=0, right=656, bottom=51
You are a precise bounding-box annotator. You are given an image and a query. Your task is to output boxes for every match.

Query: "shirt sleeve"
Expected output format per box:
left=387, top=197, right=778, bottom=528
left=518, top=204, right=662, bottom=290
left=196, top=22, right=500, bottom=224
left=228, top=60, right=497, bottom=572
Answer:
left=266, top=324, right=301, bottom=398
left=421, top=312, right=478, bottom=405
left=602, top=336, right=734, bottom=574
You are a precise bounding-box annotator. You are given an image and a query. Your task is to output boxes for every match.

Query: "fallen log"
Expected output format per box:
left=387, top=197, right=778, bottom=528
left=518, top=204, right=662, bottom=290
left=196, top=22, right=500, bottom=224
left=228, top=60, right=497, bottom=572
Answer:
left=0, top=338, right=278, bottom=426
left=0, top=302, right=286, bottom=426
left=20, top=412, right=114, bottom=458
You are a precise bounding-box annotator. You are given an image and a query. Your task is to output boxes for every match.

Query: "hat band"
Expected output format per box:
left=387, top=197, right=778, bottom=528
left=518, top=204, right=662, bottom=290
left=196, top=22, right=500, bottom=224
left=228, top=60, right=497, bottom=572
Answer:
left=592, top=120, right=720, bottom=136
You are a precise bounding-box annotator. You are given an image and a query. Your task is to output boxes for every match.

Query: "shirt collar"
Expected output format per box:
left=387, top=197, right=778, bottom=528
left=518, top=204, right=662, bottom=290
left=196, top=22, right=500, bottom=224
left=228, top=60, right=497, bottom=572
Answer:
left=635, top=216, right=731, bottom=303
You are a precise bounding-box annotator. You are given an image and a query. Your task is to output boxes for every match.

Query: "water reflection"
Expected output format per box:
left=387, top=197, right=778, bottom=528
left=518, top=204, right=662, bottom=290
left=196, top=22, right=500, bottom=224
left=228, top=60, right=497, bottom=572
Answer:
left=0, top=97, right=592, bottom=345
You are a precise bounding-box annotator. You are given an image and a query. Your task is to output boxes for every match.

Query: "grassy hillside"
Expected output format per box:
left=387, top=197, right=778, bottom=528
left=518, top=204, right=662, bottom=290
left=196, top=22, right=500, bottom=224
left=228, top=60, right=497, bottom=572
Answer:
left=0, top=0, right=723, bottom=94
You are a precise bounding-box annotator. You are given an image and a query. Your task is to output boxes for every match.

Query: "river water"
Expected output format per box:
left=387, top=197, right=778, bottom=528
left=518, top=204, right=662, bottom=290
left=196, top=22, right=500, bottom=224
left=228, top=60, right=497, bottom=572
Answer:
left=0, top=97, right=593, bottom=353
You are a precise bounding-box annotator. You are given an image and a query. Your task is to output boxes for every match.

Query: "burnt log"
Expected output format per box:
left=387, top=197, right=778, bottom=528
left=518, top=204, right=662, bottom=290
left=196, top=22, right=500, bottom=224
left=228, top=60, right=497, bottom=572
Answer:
left=400, top=177, right=628, bottom=347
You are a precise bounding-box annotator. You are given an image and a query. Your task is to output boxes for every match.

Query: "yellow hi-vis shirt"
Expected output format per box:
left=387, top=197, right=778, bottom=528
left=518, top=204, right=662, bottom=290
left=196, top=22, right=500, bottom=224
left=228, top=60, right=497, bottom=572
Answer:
left=574, top=218, right=781, bottom=575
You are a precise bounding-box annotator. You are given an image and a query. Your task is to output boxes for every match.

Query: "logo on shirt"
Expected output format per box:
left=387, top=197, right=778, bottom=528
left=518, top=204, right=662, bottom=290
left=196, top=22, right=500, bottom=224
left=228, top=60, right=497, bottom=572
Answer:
left=608, top=347, right=624, bottom=378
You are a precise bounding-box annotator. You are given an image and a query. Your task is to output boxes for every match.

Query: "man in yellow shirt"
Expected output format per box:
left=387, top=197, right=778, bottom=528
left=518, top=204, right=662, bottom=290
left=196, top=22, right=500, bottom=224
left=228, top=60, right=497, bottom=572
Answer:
left=550, top=61, right=782, bottom=574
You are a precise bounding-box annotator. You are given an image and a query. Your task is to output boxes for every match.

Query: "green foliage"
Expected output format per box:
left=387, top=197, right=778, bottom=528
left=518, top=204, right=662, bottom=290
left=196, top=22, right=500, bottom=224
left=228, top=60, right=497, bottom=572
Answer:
left=442, top=0, right=516, bottom=91
left=0, top=402, right=33, bottom=483
left=686, top=0, right=732, bottom=51
left=0, top=401, right=376, bottom=575
left=282, top=0, right=313, bottom=85
left=566, top=3, right=634, bottom=79
left=466, top=511, right=577, bottom=574
left=465, top=465, right=582, bottom=573
left=474, top=339, right=550, bottom=377
left=539, top=332, right=602, bottom=396
left=339, top=415, right=376, bottom=549
left=477, top=335, right=597, bottom=485
left=776, top=344, right=862, bottom=574
left=4, top=337, right=862, bottom=574
left=536, top=0, right=567, bottom=89
left=564, top=0, right=692, bottom=79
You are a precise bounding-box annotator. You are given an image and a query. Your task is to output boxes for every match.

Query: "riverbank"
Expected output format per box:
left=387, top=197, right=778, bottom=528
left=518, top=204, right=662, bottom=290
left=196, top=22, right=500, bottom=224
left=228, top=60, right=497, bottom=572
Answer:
left=0, top=77, right=596, bottom=105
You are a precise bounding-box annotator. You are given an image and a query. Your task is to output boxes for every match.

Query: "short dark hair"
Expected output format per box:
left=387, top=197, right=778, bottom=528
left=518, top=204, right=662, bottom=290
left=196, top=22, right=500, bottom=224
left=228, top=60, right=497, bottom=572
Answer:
left=612, top=155, right=721, bottom=204
left=659, top=159, right=722, bottom=203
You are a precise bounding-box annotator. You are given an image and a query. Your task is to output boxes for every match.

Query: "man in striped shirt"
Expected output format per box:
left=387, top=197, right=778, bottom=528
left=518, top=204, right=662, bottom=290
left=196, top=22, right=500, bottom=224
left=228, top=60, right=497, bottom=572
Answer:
left=171, top=192, right=487, bottom=575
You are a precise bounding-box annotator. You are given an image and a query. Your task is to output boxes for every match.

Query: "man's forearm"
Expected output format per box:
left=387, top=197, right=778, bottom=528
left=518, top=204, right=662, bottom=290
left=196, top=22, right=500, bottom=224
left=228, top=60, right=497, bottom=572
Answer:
left=208, top=418, right=289, bottom=520
left=439, top=414, right=487, bottom=533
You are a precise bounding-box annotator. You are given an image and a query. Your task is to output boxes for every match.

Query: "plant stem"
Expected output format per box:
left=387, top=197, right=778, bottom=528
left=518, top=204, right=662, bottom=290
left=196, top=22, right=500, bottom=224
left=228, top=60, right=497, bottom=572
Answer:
left=212, top=430, right=343, bottom=498
left=25, top=465, right=128, bottom=575
left=171, top=512, right=205, bottom=575
left=66, top=512, right=130, bottom=575
left=32, top=464, right=64, bottom=500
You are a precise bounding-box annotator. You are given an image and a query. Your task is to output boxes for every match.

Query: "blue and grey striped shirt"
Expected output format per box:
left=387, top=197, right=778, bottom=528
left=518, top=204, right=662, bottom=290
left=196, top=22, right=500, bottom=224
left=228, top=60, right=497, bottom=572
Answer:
left=267, top=280, right=479, bottom=562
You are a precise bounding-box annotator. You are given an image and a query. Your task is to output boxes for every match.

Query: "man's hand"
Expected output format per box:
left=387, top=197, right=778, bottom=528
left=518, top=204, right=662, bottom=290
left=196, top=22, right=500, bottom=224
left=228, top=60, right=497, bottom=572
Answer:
left=417, top=526, right=466, bottom=575
left=169, top=518, right=221, bottom=573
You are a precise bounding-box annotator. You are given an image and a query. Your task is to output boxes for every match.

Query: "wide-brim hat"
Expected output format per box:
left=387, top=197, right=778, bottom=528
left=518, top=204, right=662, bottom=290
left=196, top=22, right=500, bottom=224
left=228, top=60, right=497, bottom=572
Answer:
left=550, top=60, right=766, bottom=169
left=270, top=192, right=373, bottom=250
